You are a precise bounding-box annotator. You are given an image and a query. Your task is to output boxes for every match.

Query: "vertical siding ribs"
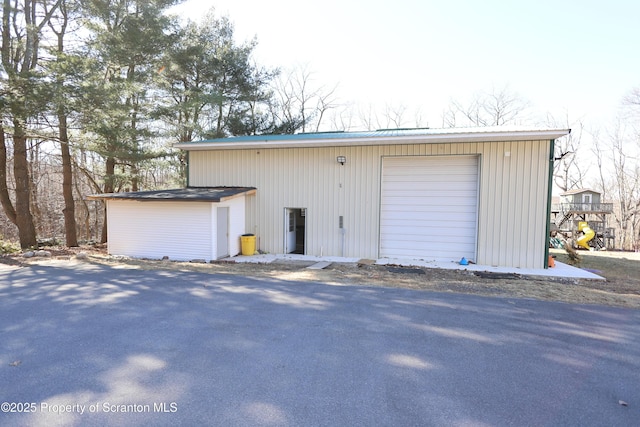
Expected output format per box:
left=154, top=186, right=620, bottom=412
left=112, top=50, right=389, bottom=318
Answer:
left=189, top=139, right=550, bottom=268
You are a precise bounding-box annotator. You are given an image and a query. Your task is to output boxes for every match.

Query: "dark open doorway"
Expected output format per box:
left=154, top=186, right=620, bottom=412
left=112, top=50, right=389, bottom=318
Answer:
left=285, top=208, right=306, bottom=254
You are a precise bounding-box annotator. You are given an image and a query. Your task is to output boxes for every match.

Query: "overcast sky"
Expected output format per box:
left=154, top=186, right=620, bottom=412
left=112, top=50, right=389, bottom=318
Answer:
left=175, top=0, right=640, bottom=129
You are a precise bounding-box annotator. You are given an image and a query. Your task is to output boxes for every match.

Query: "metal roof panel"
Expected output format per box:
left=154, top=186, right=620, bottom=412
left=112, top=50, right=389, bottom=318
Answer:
left=174, top=126, right=571, bottom=151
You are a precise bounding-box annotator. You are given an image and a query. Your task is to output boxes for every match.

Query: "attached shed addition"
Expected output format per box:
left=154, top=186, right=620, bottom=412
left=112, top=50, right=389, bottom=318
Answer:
left=89, top=187, right=256, bottom=262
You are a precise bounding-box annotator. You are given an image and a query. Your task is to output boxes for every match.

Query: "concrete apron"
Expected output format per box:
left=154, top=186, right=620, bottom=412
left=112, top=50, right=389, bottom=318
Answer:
left=224, top=254, right=605, bottom=281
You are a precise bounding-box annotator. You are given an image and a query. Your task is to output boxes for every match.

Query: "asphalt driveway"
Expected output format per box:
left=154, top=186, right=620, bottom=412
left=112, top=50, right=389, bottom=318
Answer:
left=1, top=261, right=638, bottom=426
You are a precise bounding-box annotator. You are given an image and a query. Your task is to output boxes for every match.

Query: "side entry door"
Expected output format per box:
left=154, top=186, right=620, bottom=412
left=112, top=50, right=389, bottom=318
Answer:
left=285, top=209, right=296, bottom=253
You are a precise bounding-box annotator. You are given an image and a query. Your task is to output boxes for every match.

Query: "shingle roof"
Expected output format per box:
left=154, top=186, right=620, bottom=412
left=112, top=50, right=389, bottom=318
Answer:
left=88, top=186, right=256, bottom=202
left=174, top=126, right=571, bottom=151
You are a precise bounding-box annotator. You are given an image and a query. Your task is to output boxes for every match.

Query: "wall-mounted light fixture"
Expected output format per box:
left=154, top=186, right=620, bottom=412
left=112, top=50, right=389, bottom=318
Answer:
left=337, top=156, right=346, bottom=165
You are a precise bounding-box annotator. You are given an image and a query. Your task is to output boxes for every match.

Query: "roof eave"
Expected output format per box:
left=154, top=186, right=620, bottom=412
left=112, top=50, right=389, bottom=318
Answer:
left=560, top=188, right=598, bottom=196
left=218, top=188, right=256, bottom=201
left=174, top=129, right=571, bottom=151
left=87, top=187, right=257, bottom=202
left=86, top=193, right=225, bottom=202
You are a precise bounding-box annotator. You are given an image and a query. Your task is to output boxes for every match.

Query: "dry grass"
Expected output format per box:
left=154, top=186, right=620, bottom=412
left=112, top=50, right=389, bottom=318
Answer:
left=5, top=245, right=640, bottom=309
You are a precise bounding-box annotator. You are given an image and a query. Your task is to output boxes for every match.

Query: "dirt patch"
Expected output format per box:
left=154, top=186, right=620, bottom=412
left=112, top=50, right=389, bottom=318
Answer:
left=4, top=246, right=640, bottom=309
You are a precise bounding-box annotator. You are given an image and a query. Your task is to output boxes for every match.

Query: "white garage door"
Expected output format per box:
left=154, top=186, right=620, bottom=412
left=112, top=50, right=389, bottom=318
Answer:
left=107, top=200, right=212, bottom=261
left=380, top=155, right=479, bottom=261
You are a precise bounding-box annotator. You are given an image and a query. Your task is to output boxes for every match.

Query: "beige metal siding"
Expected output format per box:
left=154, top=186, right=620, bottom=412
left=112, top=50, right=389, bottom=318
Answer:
left=190, top=146, right=382, bottom=258
left=475, top=141, right=550, bottom=268
left=188, top=139, right=551, bottom=268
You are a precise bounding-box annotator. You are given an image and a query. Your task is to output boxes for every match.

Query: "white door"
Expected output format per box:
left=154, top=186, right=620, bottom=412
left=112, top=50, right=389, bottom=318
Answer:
left=380, top=155, right=479, bottom=261
left=285, top=209, right=296, bottom=253
left=217, top=207, right=229, bottom=258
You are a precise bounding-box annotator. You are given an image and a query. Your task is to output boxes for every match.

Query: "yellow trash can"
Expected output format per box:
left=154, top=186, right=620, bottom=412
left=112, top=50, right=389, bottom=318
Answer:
left=240, top=234, right=256, bottom=256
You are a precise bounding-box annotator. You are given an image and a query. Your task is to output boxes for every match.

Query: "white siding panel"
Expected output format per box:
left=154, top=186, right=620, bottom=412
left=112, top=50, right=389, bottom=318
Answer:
left=380, top=155, right=479, bottom=261
left=107, top=200, right=212, bottom=261
left=213, top=195, right=246, bottom=257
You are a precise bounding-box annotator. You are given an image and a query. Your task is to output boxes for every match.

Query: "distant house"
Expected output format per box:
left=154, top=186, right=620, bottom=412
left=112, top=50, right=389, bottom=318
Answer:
left=90, top=127, right=570, bottom=268
left=551, top=188, right=614, bottom=249
left=560, top=188, right=603, bottom=209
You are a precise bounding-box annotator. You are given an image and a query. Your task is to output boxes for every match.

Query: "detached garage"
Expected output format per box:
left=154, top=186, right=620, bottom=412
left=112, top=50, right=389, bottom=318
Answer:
left=94, top=127, right=570, bottom=269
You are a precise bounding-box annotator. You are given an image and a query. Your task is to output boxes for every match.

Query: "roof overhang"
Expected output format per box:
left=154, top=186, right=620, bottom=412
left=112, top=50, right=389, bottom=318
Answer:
left=560, top=188, right=599, bottom=196
left=88, top=186, right=256, bottom=202
left=174, top=127, right=571, bottom=151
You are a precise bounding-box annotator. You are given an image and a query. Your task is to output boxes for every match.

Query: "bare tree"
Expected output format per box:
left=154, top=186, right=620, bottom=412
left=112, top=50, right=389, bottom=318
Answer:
left=594, top=119, right=640, bottom=250
left=328, top=104, right=355, bottom=131
left=623, top=87, right=640, bottom=109
left=271, top=65, right=340, bottom=133
left=356, top=102, right=414, bottom=131
left=313, top=84, right=339, bottom=132
left=544, top=114, right=587, bottom=192
left=443, top=86, right=532, bottom=128
left=591, top=128, right=612, bottom=201
left=382, top=103, right=408, bottom=129
left=413, top=107, right=427, bottom=129
left=357, top=103, right=377, bottom=131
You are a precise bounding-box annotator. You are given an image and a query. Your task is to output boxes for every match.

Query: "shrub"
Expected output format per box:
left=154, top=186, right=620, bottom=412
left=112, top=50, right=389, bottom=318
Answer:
left=0, top=239, right=20, bottom=255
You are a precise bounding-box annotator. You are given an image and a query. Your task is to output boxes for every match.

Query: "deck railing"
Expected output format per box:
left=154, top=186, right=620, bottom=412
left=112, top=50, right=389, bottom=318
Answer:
left=551, top=202, right=613, bottom=213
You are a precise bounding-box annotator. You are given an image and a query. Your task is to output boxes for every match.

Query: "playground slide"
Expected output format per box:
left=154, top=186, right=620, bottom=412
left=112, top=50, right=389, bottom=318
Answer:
left=576, top=221, right=595, bottom=250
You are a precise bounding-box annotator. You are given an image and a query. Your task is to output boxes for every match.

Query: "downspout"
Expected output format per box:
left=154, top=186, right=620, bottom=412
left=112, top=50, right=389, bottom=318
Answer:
left=544, top=139, right=555, bottom=269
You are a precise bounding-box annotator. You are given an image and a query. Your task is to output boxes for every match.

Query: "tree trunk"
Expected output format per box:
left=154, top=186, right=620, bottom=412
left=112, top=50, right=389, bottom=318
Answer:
left=100, top=208, right=108, bottom=244
left=51, top=1, right=77, bottom=247
left=12, top=122, right=37, bottom=248
left=59, top=111, right=78, bottom=246
left=100, top=156, right=116, bottom=243
left=131, top=164, right=139, bottom=192
left=0, top=125, right=17, bottom=225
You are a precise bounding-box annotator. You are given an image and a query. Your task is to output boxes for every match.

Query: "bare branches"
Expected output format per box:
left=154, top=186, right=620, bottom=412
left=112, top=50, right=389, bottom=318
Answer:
left=593, top=117, right=640, bottom=250
left=623, top=87, right=640, bottom=108
left=444, top=86, right=531, bottom=128
left=355, top=102, right=414, bottom=131
left=271, top=64, right=341, bottom=133
left=545, top=113, right=586, bottom=192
